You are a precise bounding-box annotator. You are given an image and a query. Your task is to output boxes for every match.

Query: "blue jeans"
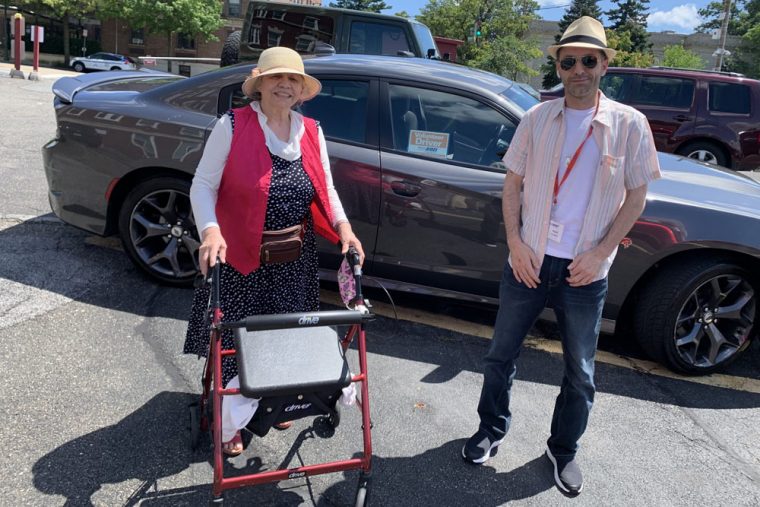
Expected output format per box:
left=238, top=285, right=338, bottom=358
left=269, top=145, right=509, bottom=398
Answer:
left=477, top=255, right=608, bottom=466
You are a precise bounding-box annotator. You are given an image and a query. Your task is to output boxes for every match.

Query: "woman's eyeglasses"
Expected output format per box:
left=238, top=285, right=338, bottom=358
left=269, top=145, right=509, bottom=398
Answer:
left=559, top=55, right=599, bottom=71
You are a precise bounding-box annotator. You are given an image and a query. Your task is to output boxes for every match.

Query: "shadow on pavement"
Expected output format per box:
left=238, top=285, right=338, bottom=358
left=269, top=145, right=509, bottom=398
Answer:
left=31, top=391, right=302, bottom=506
left=318, top=444, right=554, bottom=506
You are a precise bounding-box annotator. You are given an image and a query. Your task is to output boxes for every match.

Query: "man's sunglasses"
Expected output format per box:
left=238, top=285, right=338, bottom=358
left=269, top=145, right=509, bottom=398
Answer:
left=559, top=55, right=599, bottom=71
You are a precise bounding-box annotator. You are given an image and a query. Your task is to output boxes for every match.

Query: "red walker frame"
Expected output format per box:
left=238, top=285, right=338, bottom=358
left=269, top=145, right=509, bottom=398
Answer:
left=192, top=257, right=374, bottom=505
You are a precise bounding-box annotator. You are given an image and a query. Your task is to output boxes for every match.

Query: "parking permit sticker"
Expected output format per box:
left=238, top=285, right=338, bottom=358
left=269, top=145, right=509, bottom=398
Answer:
left=408, top=130, right=450, bottom=158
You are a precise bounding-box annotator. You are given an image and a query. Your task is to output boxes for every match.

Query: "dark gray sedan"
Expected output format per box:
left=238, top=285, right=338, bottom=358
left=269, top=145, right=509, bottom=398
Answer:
left=42, top=55, right=760, bottom=375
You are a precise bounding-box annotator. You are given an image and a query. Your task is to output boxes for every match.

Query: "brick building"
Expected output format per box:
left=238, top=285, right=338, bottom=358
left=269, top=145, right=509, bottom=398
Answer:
left=99, top=0, right=321, bottom=74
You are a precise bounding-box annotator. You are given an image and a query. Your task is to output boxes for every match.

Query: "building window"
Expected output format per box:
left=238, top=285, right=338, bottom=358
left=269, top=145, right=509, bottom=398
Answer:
left=227, top=0, right=241, bottom=17
left=295, top=34, right=316, bottom=52
left=303, top=17, right=319, bottom=30
left=249, top=24, right=261, bottom=45
left=177, top=33, right=196, bottom=50
left=267, top=27, right=283, bottom=47
left=130, top=28, right=144, bottom=46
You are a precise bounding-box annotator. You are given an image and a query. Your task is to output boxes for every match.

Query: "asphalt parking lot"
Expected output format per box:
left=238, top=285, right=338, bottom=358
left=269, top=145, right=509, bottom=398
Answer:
left=2, top=70, right=760, bottom=506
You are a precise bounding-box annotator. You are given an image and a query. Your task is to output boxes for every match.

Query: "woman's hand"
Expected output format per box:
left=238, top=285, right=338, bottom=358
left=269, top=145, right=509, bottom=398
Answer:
left=337, top=222, right=365, bottom=265
left=198, top=226, right=227, bottom=275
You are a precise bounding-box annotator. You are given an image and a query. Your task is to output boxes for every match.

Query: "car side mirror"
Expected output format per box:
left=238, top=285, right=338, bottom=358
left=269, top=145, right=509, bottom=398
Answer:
left=313, top=41, right=336, bottom=56
left=427, top=48, right=436, bottom=59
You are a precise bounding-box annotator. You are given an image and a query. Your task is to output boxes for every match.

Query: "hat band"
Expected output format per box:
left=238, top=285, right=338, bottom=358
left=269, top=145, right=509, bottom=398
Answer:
left=559, top=34, right=607, bottom=49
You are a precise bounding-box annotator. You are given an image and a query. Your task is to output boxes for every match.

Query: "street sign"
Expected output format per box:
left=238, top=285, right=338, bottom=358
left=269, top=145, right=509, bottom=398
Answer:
left=30, top=26, right=44, bottom=43
left=82, top=29, right=88, bottom=38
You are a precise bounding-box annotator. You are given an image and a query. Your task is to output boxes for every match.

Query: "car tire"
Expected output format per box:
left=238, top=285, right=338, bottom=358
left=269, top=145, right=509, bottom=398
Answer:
left=220, top=31, right=241, bottom=67
left=110, top=66, right=121, bottom=71
left=634, top=257, right=757, bottom=375
left=678, top=140, right=729, bottom=168
left=118, top=177, right=201, bottom=286
left=73, top=62, right=85, bottom=72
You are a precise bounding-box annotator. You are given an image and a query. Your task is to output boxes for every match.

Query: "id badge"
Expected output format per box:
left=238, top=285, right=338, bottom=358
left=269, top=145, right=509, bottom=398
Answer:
left=549, top=220, right=564, bottom=243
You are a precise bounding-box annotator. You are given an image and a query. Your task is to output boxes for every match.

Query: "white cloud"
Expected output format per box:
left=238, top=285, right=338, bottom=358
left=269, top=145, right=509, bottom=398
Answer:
left=536, top=0, right=570, bottom=8
left=648, top=4, right=703, bottom=33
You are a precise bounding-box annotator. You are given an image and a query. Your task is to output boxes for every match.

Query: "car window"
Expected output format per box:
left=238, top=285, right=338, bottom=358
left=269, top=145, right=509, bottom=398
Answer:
left=349, top=21, right=412, bottom=56
left=388, top=84, right=516, bottom=169
left=225, top=80, right=369, bottom=144
left=600, top=73, right=634, bottom=101
left=708, top=82, right=751, bottom=114
left=630, top=76, right=694, bottom=109
left=244, top=10, right=335, bottom=55
left=299, top=80, right=369, bottom=144
left=89, top=53, right=105, bottom=59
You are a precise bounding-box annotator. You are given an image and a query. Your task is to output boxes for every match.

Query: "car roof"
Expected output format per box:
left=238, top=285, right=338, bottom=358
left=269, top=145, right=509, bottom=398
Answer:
left=607, top=66, right=760, bottom=85
left=300, top=54, right=516, bottom=95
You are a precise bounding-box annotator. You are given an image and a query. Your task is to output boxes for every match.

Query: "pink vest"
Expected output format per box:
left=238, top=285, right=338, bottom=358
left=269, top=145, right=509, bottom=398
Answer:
left=216, top=106, right=340, bottom=275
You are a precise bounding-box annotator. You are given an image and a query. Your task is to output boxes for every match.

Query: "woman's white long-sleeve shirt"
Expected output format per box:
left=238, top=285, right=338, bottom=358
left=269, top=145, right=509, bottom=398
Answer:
left=190, top=101, right=348, bottom=234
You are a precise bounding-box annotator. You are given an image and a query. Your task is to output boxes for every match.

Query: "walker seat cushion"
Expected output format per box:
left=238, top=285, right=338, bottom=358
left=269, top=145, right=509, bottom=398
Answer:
left=234, top=325, right=351, bottom=398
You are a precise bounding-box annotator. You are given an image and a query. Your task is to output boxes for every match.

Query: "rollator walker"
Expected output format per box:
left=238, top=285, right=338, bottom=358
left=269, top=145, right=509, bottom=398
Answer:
left=189, top=248, right=374, bottom=505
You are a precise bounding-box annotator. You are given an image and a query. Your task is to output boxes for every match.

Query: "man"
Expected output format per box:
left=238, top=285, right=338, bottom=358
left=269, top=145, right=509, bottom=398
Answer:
left=462, top=17, right=661, bottom=497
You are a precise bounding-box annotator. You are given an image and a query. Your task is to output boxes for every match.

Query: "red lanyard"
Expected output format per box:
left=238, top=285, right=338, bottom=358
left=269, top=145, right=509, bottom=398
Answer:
left=553, top=102, right=599, bottom=206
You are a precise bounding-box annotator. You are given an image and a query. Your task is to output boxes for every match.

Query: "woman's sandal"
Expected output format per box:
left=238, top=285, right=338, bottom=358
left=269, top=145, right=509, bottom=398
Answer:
left=223, top=431, right=244, bottom=456
left=274, top=421, right=293, bottom=430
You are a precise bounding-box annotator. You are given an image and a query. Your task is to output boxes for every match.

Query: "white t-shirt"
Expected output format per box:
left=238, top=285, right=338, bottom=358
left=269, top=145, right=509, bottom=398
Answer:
left=545, top=105, right=601, bottom=259
left=190, top=101, right=348, bottom=234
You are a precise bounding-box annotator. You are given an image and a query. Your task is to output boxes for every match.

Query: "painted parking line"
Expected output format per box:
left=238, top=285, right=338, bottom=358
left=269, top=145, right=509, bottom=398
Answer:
left=320, top=290, right=760, bottom=395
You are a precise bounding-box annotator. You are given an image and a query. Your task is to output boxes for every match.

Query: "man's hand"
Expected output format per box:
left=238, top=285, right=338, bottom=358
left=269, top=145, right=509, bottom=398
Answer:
left=509, top=238, right=541, bottom=288
left=567, top=247, right=606, bottom=287
left=198, top=226, right=227, bottom=276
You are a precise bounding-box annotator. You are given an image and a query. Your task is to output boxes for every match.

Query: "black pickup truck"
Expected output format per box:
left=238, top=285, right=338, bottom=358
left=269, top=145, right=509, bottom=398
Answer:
left=221, top=1, right=440, bottom=66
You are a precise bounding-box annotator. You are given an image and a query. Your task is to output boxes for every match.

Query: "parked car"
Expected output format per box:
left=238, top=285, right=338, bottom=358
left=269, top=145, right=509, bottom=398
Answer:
left=220, top=0, right=440, bottom=66
left=540, top=66, right=760, bottom=171
left=42, top=55, right=760, bottom=375
left=70, top=52, right=137, bottom=72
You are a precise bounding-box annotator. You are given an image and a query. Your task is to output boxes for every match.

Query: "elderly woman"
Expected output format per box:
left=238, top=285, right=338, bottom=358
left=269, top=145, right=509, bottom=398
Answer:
left=184, top=47, right=364, bottom=455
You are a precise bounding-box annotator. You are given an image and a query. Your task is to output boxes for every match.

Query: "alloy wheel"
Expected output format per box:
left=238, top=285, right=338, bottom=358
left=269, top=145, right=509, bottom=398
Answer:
left=687, top=149, right=719, bottom=165
left=673, top=274, right=755, bottom=369
left=128, top=189, right=200, bottom=280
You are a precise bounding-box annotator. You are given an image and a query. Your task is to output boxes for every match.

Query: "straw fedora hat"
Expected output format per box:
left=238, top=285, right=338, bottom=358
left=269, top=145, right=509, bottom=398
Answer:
left=547, top=16, right=617, bottom=61
left=242, top=46, right=322, bottom=101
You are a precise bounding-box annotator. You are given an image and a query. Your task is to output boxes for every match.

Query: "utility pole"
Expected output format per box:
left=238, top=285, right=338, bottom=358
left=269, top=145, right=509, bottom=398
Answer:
left=714, top=0, right=732, bottom=71
left=3, top=3, right=9, bottom=62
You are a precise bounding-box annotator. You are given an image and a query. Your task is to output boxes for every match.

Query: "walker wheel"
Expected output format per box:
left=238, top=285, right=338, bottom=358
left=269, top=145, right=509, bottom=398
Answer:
left=328, top=409, right=341, bottom=429
left=355, top=472, right=371, bottom=507
left=189, top=403, right=201, bottom=450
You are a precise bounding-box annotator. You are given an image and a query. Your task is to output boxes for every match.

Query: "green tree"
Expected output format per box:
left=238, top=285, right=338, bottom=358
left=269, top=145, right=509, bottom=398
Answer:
left=36, top=0, right=100, bottom=66
left=541, top=0, right=603, bottom=89
left=606, top=0, right=651, bottom=53
left=605, top=28, right=654, bottom=67
left=103, top=0, right=222, bottom=72
left=417, top=0, right=540, bottom=80
left=395, top=10, right=410, bottom=18
left=696, top=0, right=743, bottom=35
left=660, top=44, right=705, bottom=69
left=328, top=0, right=391, bottom=12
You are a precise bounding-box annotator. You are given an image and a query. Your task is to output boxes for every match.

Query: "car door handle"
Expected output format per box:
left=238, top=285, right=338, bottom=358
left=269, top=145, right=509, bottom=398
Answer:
left=673, top=114, right=692, bottom=122
left=390, top=181, right=422, bottom=197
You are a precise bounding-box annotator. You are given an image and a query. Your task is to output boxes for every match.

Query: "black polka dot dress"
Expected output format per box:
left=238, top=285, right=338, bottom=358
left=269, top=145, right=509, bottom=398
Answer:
left=184, top=114, right=321, bottom=387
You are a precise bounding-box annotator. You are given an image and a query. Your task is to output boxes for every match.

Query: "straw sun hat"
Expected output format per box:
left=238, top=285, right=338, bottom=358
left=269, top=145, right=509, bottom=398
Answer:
left=547, top=16, right=617, bottom=61
left=242, top=46, right=322, bottom=101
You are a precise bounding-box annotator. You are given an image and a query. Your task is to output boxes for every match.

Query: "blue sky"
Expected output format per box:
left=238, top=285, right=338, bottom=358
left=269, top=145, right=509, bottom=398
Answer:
left=382, top=1, right=712, bottom=34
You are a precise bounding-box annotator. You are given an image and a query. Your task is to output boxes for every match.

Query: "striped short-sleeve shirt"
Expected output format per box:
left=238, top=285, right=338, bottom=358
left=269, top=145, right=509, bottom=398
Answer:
left=503, top=92, right=661, bottom=280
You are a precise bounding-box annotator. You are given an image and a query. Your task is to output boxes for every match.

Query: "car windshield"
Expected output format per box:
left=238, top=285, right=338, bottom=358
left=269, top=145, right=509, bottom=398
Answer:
left=411, top=21, right=439, bottom=58
left=501, top=83, right=540, bottom=112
